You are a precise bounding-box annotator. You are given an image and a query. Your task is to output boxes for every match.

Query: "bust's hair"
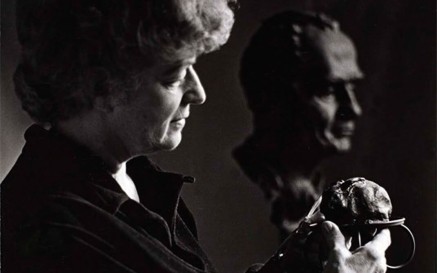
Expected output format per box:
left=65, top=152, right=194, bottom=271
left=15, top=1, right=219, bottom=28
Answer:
left=239, top=10, right=339, bottom=112
left=15, top=0, right=237, bottom=123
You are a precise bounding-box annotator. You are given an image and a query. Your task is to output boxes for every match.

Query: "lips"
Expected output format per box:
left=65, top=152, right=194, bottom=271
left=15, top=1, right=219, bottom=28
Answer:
left=170, top=114, right=189, bottom=129
left=171, top=116, right=188, bottom=123
left=333, top=123, right=355, bottom=137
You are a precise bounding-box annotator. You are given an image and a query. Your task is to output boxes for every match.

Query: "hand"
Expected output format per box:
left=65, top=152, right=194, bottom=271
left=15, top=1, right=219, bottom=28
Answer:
left=254, top=212, right=325, bottom=273
left=321, top=221, right=391, bottom=273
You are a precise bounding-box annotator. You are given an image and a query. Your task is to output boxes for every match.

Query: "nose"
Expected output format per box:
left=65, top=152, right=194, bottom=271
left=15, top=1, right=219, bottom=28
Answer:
left=182, top=66, right=206, bottom=105
left=346, top=89, right=362, bottom=117
left=338, top=86, right=362, bottom=119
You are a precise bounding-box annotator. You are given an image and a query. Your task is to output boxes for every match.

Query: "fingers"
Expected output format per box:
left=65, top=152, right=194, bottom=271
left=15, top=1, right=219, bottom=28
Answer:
left=322, top=221, right=346, bottom=250
left=321, top=226, right=390, bottom=273
left=306, top=211, right=326, bottom=224
left=363, top=229, right=391, bottom=254
left=348, top=229, right=390, bottom=273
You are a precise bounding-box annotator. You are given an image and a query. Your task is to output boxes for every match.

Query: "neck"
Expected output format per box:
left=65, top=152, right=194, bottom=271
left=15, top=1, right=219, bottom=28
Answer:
left=250, top=130, right=324, bottom=181
left=112, top=163, right=140, bottom=202
left=54, top=111, right=131, bottom=174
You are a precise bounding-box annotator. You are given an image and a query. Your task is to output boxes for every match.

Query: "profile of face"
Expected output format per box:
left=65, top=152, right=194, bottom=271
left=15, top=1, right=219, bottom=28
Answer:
left=293, top=26, right=364, bottom=154
left=105, top=56, right=206, bottom=156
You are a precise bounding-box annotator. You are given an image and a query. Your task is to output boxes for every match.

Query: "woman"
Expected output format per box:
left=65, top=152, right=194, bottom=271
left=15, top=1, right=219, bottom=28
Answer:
left=2, top=0, right=390, bottom=272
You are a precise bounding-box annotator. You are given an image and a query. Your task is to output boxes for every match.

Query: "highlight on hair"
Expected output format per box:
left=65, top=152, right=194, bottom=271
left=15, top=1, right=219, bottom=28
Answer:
left=14, top=0, right=236, bottom=123
left=239, top=10, right=338, bottom=112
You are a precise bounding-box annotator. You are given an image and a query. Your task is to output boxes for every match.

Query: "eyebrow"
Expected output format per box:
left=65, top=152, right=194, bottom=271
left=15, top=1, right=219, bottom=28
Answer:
left=324, top=73, right=365, bottom=83
left=162, top=59, right=196, bottom=76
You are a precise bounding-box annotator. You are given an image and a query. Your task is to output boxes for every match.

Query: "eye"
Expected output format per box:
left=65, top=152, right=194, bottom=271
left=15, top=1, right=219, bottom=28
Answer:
left=317, top=82, right=356, bottom=97
left=162, top=78, right=185, bottom=89
left=324, top=85, right=336, bottom=95
left=315, top=84, right=336, bottom=97
left=161, top=67, right=188, bottom=89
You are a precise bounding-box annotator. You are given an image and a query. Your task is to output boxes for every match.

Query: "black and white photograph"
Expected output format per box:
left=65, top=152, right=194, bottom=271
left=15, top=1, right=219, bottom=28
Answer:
left=1, top=0, right=435, bottom=272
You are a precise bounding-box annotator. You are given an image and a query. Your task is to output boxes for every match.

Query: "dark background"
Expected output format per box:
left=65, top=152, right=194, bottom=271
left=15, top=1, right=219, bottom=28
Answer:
left=1, top=0, right=435, bottom=272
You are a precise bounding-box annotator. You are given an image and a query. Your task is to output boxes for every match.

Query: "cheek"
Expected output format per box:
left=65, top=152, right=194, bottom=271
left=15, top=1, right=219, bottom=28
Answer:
left=309, top=99, right=338, bottom=129
left=139, top=87, right=182, bottom=127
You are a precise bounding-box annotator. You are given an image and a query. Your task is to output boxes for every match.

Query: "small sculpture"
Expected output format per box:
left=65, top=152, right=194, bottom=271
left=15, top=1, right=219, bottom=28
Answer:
left=296, top=177, right=415, bottom=270
left=320, top=177, right=392, bottom=226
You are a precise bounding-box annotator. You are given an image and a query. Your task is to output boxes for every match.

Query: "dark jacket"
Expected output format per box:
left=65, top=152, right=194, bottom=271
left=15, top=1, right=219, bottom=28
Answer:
left=2, top=125, right=217, bottom=273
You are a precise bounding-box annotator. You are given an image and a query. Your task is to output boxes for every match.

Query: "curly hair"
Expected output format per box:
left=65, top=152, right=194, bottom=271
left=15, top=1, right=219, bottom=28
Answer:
left=14, top=0, right=237, bottom=123
left=239, top=10, right=340, bottom=112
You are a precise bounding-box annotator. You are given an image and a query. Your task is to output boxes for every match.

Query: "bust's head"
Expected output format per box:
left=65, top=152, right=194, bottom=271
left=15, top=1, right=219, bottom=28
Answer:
left=240, top=10, right=364, bottom=154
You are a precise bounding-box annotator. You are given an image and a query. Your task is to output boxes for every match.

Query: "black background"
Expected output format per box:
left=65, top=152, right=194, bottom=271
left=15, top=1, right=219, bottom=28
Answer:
left=1, top=0, right=435, bottom=272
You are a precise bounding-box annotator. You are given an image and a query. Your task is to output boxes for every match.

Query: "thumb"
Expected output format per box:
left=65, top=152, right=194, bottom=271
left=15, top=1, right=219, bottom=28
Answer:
left=321, top=221, right=346, bottom=250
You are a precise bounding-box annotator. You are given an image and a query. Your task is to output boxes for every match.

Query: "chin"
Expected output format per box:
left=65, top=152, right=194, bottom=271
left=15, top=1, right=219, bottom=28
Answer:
left=318, top=135, right=352, bottom=155
left=315, top=134, right=351, bottom=154
left=332, top=139, right=352, bottom=154
left=159, top=134, right=182, bottom=151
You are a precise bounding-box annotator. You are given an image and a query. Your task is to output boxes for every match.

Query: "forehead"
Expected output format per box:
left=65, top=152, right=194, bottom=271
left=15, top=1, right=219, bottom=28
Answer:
left=148, top=56, right=197, bottom=76
left=304, top=26, right=364, bottom=82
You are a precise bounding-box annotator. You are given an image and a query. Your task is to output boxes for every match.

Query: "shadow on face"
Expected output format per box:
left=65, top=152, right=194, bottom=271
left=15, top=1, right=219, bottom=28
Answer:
left=290, top=25, right=365, bottom=154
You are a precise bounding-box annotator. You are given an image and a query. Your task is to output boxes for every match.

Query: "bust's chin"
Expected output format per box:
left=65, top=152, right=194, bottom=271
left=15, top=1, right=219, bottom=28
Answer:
left=329, top=137, right=353, bottom=154
left=316, top=135, right=352, bottom=156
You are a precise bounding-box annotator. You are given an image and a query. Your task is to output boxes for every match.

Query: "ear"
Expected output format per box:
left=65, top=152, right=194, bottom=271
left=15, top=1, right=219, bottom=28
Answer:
left=292, top=82, right=308, bottom=99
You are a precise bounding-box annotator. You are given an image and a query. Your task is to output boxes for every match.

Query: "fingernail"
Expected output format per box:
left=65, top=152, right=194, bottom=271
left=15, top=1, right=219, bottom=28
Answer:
left=322, top=222, right=331, bottom=235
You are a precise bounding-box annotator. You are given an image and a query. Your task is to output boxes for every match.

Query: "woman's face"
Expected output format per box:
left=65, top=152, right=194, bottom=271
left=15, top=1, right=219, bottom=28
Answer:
left=107, top=57, right=206, bottom=156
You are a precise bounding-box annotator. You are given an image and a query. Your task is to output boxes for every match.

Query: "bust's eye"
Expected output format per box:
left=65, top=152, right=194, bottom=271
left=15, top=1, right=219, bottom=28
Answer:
left=313, top=83, right=336, bottom=98
left=317, top=82, right=356, bottom=97
left=324, top=85, right=336, bottom=95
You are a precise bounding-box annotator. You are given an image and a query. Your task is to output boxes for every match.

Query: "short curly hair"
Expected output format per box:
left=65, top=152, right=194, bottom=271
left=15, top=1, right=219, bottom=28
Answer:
left=240, top=10, right=340, bottom=112
left=14, top=0, right=237, bottom=123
